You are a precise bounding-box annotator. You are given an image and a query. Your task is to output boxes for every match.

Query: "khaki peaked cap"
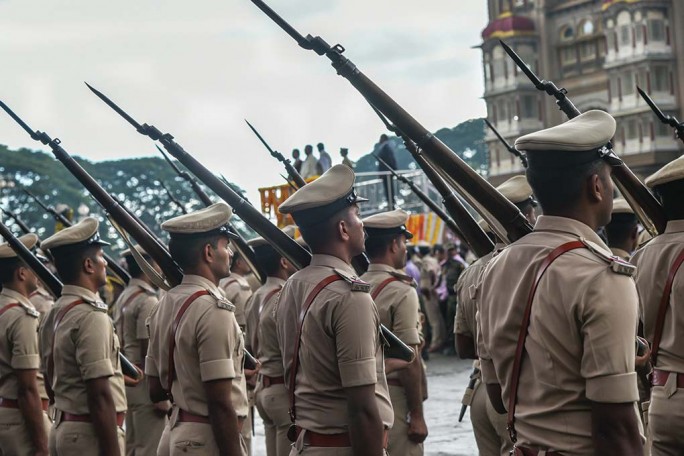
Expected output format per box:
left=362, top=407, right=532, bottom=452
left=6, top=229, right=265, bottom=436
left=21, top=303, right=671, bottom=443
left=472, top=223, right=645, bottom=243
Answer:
left=161, top=202, right=238, bottom=239
left=363, top=209, right=413, bottom=240
left=120, top=244, right=148, bottom=258
left=516, top=110, right=616, bottom=153
left=41, top=217, right=109, bottom=252
left=278, top=165, right=368, bottom=228
left=611, top=198, right=634, bottom=215
left=645, top=154, right=684, bottom=188
left=0, top=233, right=39, bottom=259
left=496, top=175, right=534, bottom=205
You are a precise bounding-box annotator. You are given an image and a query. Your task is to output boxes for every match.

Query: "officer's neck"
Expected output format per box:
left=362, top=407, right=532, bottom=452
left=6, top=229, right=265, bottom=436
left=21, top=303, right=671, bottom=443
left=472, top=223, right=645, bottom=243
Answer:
left=65, top=275, right=102, bottom=294
left=1, top=282, right=32, bottom=299
left=311, top=245, right=355, bottom=266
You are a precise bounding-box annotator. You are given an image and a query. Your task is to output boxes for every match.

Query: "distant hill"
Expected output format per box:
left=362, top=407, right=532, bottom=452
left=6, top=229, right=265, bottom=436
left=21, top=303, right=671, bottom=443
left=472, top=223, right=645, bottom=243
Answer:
left=354, top=118, right=487, bottom=176
left=0, top=145, right=254, bottom=252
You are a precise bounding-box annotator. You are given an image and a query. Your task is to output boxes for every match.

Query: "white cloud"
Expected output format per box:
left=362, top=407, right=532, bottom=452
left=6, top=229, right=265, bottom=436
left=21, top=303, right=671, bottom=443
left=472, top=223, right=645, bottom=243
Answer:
left=0, top=0, right=488, bottom=204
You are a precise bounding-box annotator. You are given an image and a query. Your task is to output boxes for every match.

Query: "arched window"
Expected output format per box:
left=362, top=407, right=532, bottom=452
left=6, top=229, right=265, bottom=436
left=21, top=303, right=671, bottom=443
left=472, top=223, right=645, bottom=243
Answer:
left=579, top=20, right=594, bottom=36
left=560, top=25, right=575, bottom=41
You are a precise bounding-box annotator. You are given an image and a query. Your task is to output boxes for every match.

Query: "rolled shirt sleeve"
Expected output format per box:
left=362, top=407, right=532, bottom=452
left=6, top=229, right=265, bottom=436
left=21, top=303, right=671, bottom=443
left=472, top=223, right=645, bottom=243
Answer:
left=391, top=288, right=421, bottom=346
left=9, top=315, right=40, bottom=370
left=335, top=294, right=379, bottom=388
left=196, top=306, right=239, bottom=382
left=75, top=312, right=116, bottom=380
left=581, top=272, right=639, bottom=403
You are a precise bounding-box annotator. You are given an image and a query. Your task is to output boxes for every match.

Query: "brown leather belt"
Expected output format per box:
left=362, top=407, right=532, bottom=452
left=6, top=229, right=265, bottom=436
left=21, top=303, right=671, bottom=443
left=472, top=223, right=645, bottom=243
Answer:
left=178, top=409, right=245, bottom=433
left=0, top=397, right=49, bottom=412
left=515, top=447, right=562, bottom=456
left=652, top=369, right=684, bottom=388
left=62, top=411, right=125, bottom=427
left=295, top=426, right=389, bottom=448
left=386, top=378, right=403, bottom=387
left=262, top=375, right=285, bottom=388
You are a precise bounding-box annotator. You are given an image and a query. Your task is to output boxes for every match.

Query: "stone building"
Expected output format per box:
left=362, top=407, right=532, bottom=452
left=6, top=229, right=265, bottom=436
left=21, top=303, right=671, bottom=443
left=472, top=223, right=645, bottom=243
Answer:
left=480, top=0, right=684, bottom=184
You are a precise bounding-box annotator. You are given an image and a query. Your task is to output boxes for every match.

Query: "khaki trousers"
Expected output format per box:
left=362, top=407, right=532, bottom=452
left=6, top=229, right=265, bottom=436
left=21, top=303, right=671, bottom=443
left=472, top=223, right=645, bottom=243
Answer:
left=255, top=382, right=291, bottom=456
left=422, top=293, right=445, bottom=348
left=242, top=395, right=253, bottom=456
left=649, top=383, right=684, bottom=456
left=387, top=385, right=422, bottom=456
left=469, top=381, right=511, bottom=456
left=289, top=431, right=388, bottom=456
left=169, top=421, right=247, bottom=456
left=0, top=407, right=52, bottom=456
left=50, top=419, right=125, bottom=456
left=125, top=381, right=167, bottom=456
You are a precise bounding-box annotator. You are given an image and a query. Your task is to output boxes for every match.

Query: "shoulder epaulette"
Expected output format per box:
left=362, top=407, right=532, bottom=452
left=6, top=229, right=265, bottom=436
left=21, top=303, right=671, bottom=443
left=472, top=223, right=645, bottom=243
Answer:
left=333, top=268, right=371, bottom=293
left=208, top=288, right=236, bottom=312
left=580, top=238, right=636, bottom=277
left=389, top=271, right=417, bottom=287
left=84, top=299, right=109, bottom=312
left=19, top=304, right=40, bottom=318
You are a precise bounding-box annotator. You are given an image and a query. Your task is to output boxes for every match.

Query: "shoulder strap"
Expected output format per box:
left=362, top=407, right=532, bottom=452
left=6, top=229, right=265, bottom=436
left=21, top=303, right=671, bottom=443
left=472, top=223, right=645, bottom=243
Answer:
left=253, top=286, right=282, bottom=357
left=48, top=300, right=86, bottom=384
left=651, top=248, right=684, bottom=365
left=118, top=288, right=147, bottom=349
left=289, top=274, right=343, bottom=422
left=371, top=277, right=400, bottom=300
left=0, top=303, right=20, bottom=318
left=166, top=290, right=210, bottom=393
left=507, top=240, right=585, bottom=443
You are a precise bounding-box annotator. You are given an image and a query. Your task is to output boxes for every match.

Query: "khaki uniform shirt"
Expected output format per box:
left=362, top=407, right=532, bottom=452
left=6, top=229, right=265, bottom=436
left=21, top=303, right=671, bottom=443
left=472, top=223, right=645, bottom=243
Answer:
left=610, top=247, right=631, bottom=261
left=418, top=255, right=440, bottom=291
left=454, top=252, right=494, bottom=340
left=0, top=289, right=41, bottom=400
left=29, top=286, right=54, bottom=318
left=247, top=277, right=286, bottom=377
left=220, top=273, right=253, bottom=330
left=112, top=279, right=158, bottom=366
left=478, top=216, right=639, bottom=454
left=632, top=220, right=684, bottom=373
left=39, top=285, right=126, bottom=414
left=275, top=254, right=393, bottom=434
left=145, top=274, right=248, bottom=417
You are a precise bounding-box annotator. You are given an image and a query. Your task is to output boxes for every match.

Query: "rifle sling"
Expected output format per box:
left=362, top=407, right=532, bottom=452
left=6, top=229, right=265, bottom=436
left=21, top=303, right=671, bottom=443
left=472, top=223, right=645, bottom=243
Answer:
left=48, top=300, right=86, bottom=385
left=371, top=277, right=399, bottom=301
left=507, top=240, right=585, bottom=443
left=651, top=248, right=684, bottom=366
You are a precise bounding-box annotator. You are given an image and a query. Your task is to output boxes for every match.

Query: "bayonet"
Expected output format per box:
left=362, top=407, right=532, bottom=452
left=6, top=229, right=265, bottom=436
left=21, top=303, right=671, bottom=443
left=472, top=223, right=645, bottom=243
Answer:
left=484, top=119, right=527, bottom=168
left=637, top=86, right=684, bottom=143
left=1, top=207, right=32, bottom=235
left=245, top=119, right=307, bottom=188
left=160, top=181, right=187, bottom=215
left=22, top=189, right=71, bottom=226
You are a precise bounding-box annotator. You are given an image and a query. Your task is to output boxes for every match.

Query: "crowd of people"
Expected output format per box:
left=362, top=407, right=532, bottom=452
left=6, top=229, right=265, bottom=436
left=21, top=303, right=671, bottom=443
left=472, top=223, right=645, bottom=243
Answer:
left=290, top=143, right=354, bottom=180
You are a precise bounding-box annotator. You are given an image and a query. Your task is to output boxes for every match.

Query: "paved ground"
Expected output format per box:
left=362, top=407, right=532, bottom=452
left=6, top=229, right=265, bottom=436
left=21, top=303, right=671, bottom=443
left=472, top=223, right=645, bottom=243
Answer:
left=252, top=354, right=478, bottom=455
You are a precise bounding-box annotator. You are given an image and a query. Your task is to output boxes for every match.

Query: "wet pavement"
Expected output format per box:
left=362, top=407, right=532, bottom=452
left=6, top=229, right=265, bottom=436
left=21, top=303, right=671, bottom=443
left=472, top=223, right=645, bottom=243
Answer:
left=252, top=354, right=478, bottom=455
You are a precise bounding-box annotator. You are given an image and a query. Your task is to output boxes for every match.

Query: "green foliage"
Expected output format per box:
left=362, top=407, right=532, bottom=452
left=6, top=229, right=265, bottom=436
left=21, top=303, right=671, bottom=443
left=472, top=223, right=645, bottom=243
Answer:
left=0, top=144, right=254, bottom=253
left=355, top=118, right=487, bottom=175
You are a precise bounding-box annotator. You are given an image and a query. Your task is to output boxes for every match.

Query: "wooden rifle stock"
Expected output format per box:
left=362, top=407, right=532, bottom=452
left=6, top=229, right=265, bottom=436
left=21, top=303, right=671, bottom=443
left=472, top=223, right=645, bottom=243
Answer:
left=0, top=219, right=141, bottom=380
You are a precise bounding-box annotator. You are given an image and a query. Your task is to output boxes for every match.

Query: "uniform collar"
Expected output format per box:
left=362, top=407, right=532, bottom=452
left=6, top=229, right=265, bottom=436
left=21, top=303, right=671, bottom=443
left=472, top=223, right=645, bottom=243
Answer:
left=367, top=263, right=397, bottom=274
left=533, top=215, right=610, bottom=250
left=264, top=276, right=286, bottom=288
left=227, top=272, right=248, bottom=284
left=182, top=274, right=222, bottom=295
left=0, top=287, right=34, bottom=308
left=610, top=247, right=631, bottom=260
left=310, top=254, right=356, bottom=275
left=665, top=220, right=684, bottom=234
left=61, top=284, right=102, bottom=304
left=129, top=278, right=156, bottom=294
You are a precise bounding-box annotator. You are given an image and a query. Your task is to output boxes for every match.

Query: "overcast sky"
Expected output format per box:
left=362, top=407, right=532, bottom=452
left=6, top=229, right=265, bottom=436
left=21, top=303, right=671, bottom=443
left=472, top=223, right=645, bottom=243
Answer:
left=0, top=0, right=488, bottom=203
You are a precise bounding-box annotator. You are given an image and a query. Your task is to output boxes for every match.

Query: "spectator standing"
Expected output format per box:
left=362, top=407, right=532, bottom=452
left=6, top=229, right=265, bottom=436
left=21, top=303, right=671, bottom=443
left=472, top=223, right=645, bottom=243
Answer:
left=317, top=143, right=332, bottom=173
left=340, top=148, right=355, bottom=169
left=300, top=144, right=318, bottom=180
left=292, top=149, right=303, bottom=174
left=376, top=134, right=397, bottom=210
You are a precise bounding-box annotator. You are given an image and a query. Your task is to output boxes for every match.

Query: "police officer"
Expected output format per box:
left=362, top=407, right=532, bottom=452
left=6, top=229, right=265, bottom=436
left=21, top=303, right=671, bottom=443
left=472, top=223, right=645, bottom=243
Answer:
left=113, top=245, right=167, bottom=456
left=454, top=174, right=537, bottom=456
left=0, top=234, right=50, bottom=455
left=478, top=111, right=643, bottom=455
left=276, top=164, right=393, bottom=455
left=144, top=203, right=248, bottom=456
left=39, top=217, right=127, bottom=455
left=415, top=241, right=444, bottom=352
left=631, top=155, right=684, bottom=456
left=605, top=198, right=639, bottom=260
left=246, top=236, right=297, bottom=456
left=360, top=209, right=427, bottom=456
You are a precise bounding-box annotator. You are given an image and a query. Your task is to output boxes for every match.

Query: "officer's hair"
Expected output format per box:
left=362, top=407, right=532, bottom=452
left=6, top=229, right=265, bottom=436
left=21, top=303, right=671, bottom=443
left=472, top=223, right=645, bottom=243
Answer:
left=526, top=158, right=607, bottom=214
left=298, top=207, right=353, bottom=253
left=432, top=244, right=444, bottom=255
left=52, top=245, right=101, bottom=284
left=0, top=258, right=21, bottom=284
left=365, top=234, right=400, bottom=260
left=654, top=180, right=684, bottom=221
left=605, top=214, right=638, bottom=247
left=125, top=254, right=152, bottom=279
left=230, top=250, right=243, bottom=271
left=168, top=234, right=223, bottom=270
left=418, top=245, right=431, bottom=256
left=255, top=250, right=282, bottom=276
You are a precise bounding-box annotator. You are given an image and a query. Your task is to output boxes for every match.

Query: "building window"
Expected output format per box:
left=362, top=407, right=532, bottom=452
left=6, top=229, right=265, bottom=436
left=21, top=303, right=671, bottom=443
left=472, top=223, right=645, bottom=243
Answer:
left=635, top=24, right=643, bottom=44
left=652, top=66, right=669, bottom=92
left=561, top=46, right=577, bottom=65
left=626, top=119, right=639, bottom=140
left=621, top=72, right=635, bottom=96
left=521, top=95, right=538, bottom=119
left=648, top=19, right=665, bottom=42
left=579, top=42, right=596, bottom=61
left=580, top=20, right=595, bottom=36
left=655, top=121, right=670, bottom=138
left=560, top=25, right=574, bottom=42
left=619, top=25, right=631, bottom=47
left=606, top=33, right=615, bottom=52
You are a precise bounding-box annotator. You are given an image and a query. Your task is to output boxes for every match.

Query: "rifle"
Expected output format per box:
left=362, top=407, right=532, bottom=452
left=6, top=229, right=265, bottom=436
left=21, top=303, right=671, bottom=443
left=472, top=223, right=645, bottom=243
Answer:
left=0, top=218, right=141, bottom=381
left=280, top=174, right=299, bottom=192
left=484, top=119, right=528, bottom=168
left=0, top=207, right=32, bottom=235
left=155, top=147, right=265, bottom=284
left=250, top=0, right=532, bottom=244
left=86, top=84, right=413, bottom=362
left=458, top=366, right=481, bottom=422
left=637, top=86, right=684, bottom=144
left=159, top=181, right=187, bottom=215
left=245, top=119, right=307, bottom=189
left=0, top=99, right=183, bottom=287
left=500, top=40, right=666, bottom=236
left=15, top=191, right=131, bottom=285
